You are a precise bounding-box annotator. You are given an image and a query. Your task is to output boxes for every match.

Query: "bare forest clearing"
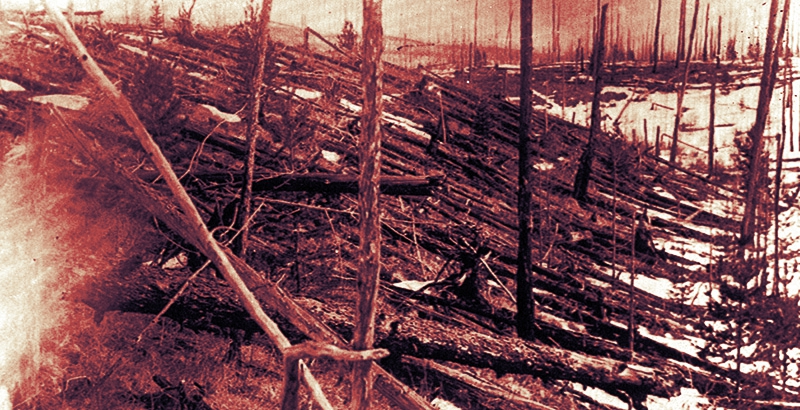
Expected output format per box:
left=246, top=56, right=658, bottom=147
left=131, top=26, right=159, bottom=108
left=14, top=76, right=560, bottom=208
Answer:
left=0, top=0, right=798, bottom=409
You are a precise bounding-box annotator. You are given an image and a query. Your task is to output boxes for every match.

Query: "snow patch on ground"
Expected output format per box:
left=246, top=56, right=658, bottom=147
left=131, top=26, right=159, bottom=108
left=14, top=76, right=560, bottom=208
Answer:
left=340, top=98, right=432, bottom=141
left=188, top=72, right=214, bottom=82
left=200, top=104, right=241, bottom=123
left=0, top=79, right=25, bottom=92
left=572, top=383, right=627, bottom=409
left=646, top=387, right=710, bottom=410
left=321, top=150, right=341, bottom=164
left=281, top=86, right=323, bottom=100
left=639, top=327, right=702, bottom=357
left=119, top=43, right=148, bottom=57
left=29, top=94, right=89, bottom=110
left=431, top=397, right=462, bottom=410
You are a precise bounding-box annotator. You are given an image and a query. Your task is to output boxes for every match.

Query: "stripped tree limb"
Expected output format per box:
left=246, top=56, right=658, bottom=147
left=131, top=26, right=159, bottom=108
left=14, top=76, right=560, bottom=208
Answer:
left=282, top=343, right=389, bottom=410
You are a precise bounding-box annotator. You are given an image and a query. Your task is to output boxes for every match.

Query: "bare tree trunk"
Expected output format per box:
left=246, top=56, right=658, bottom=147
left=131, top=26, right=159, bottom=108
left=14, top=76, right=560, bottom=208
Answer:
left=740, top=0, right=788, bottom=246
left=716, top=15, right=722, bottom=65
left=517, top=0, right=536, bottom=341
left=572, top=4, right=607, bottom=201
left=708, top=63, right=716, bottom=175
left=676, top=0, right=687, bottom=67
left=669, top=0, right=700, bottom=163
left=236, top=0, right=273, bottom=256
left=702, top=3, right=709, bottom=61
left=350, top=0, right=384, bottom=408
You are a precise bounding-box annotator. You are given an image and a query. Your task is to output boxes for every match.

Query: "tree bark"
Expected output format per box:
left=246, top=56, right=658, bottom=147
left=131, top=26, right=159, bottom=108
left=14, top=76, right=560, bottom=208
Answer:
left=740, top=0, right=786, bottom=245
left=236, top=0, right=273, bottom=256
left=351, top=0, right=385, bottom=407
left=702, top=3, right=709, bottom=61
left=652, top=0, right=662, bottom=73
left=517, top=0, right=535, bottom=341
left=668, top=0, right=700, bottom=163
left=708, top=63, right=716, bottom=175
left=676, top=0, right=687, bottom=67
left=572, top=4, right=607, bottom=201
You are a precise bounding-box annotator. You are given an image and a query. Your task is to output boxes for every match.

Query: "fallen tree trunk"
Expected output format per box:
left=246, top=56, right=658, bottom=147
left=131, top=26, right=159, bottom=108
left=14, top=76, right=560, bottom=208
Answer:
left=53, top=108, right=435, bottom=410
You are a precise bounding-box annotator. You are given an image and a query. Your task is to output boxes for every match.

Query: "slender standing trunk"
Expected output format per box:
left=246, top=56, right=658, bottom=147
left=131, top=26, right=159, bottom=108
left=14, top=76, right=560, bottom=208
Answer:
left=507, top=0, right=514, bottom=63
left=717, top=15, right=722, bottom=63
left=551, top=0, right=556, bottom=62
left=740, top=0, right=788, bottom=246
left=629, top=211, right=637, bottom=359
left=236, top=0, right=273, bottom=256
left=676, top=0, right=687, bottom=67
left=774, top=61, right=788, bottom=295
left=572, top=5, right=607, bottom=201
left=669, top=0, right=700, bottom=163
left=708, top=63, right=716, bottom=174
left=702, top=3, right=710, bottom=61
left=351, top=0, right=384, bottom=407
left=517, top=0, right=536, bottom=341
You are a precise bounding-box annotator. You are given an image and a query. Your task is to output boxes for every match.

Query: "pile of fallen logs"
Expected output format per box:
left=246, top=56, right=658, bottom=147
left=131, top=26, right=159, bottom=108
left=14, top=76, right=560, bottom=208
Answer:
left=0, top=15, right=767, bottom=409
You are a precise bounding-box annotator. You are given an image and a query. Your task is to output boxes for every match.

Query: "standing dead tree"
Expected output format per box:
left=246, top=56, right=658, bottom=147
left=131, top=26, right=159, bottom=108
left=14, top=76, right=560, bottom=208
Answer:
left=572, top=4, right=607, bottom=201
left=740, top=0, right=790, bottom=246
left=702, top=2, right=710, bottom=61
left=517, top=0, right=535, bottom=341
left=351, top=0, right=384, bottom=408
left=676, top=0, right=687, bottom=67
left=668, top=0, right=700, bottom=163
left=235, top=0, right=273, bottom=256
left=652, top=0, right=662, bottom=73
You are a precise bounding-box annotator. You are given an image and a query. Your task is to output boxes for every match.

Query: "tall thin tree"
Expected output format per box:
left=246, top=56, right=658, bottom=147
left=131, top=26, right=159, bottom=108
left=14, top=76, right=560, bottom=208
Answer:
left=740, top=0, right=789, bottom=246
left=573, top=4, right=607, bottom=201
left=702, top=2, right=710, bottom=61
left=517, top=0, right=536, bottom=341
left=676, top=0, right=687, bottom=67
left=350, top=0, right=384, bottom=407
left=236, top=0, right=273, bottom=256
left=669, top=0, right=700, bottom=163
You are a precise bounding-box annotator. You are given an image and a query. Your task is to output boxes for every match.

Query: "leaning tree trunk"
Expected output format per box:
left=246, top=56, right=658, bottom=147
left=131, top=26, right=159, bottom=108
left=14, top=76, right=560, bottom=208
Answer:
left=740, top=0, right=787, bottom=246
left=517, top=0, right=536, bottom=341
left=351, top=0, right=385, bottom=408
left=236, top=0, right=273, bottom=256
left=572, top=4, right=607, bottom=202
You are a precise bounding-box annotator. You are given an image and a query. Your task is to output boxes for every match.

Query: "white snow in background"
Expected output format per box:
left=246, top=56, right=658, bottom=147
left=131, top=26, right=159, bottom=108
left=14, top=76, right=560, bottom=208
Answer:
left=518, top=59, right=800, bottom=168
left=646, top=387, right=711, bottom=410
left=321, top=150, right=341, bottom=163
left=119, top=43, right=148, bottom=57
left=29, top=94, right=89, bottom=110
left=200, top=104, right=241, bottom=123
left=0, top=80, right=25, bottom=92
left=572, top=383, right=627, bottom=409
left=431, top=397, right=462, bottom=410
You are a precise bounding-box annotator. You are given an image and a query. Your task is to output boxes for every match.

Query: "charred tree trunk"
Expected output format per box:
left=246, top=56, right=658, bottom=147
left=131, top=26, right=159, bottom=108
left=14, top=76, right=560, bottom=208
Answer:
left=236, top=0, right=273, bottom=256
left=517, top=0, right=536, bottom=341
left=708, top=64, right=716, bottom=175
left=572, top=4, right=607, bottom=202
left=702, top=2, right=710, bottom=61
left=351, top=0, right=385, bottom=408
left=668, top=0, right=700, bottom=163
left=676, top=0, right=687, bottom=67
left=740, top=0, right=788, bottom=246
left=716, top=15, right=722, bottom=67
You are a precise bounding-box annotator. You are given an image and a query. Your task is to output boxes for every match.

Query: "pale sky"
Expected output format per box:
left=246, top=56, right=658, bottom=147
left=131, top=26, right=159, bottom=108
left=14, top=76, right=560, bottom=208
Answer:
left=9, top=0, right=800, bottom=54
